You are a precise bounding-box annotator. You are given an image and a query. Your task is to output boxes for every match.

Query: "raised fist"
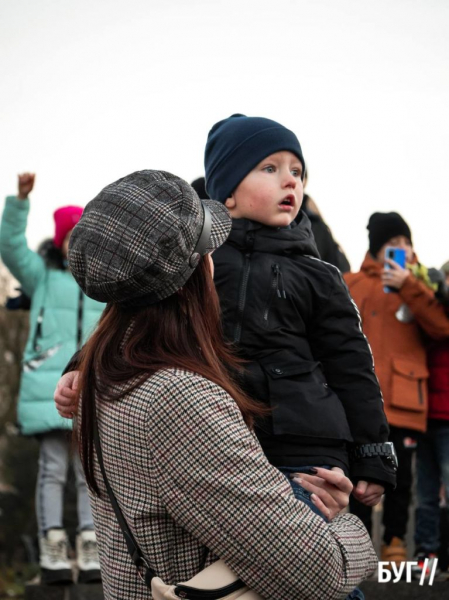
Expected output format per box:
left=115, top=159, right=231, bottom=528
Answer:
left=17, top=173, right=35, bottom=200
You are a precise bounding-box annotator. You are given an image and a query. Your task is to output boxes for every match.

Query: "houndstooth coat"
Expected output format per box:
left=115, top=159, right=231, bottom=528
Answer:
left=90, top=368, right=377, bottom=599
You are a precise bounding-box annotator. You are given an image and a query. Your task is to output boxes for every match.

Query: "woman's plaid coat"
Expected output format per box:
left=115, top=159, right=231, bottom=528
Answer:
left=90, top=368, right=377, bottom=599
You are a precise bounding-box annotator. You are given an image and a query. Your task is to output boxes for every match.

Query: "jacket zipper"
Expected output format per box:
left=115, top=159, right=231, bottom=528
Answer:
left=33, top=308, right=45, bottom=352
left=263, top=263, right=287, bottom=323
left=233, top=252, right=251, bottom=344
left=233, top=231, right=255, bottom=344
left=418, top=379, right=424, bottom=405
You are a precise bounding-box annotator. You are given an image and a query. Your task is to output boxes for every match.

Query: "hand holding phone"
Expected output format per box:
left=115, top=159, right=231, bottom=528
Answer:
left=382, top=247, right=408, bottom=293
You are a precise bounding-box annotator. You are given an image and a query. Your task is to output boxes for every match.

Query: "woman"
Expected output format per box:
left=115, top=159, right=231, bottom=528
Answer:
left=59, top=169, right=377, bottom=599
left=0, top=173, right=104, bottom=584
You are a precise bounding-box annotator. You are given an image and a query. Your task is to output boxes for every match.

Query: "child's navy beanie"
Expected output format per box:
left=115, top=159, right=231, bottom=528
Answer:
left=204, top=114, right=305, bottom=203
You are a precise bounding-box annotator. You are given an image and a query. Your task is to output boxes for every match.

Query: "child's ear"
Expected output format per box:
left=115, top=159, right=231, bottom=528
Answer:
left=224, top=197, right=236, bottom=209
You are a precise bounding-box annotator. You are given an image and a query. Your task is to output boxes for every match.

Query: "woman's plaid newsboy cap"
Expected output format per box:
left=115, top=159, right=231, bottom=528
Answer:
left=68, top=170, right=231, bottom=307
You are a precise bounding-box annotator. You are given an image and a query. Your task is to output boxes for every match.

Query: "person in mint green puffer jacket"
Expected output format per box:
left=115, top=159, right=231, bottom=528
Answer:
left=0, top=173, right=105, bottom=585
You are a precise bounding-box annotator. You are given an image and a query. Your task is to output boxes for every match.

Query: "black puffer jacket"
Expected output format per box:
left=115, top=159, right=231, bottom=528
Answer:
left=213, top=213, right=396, bottom=488
left=301, top=209, right=351, bottom=273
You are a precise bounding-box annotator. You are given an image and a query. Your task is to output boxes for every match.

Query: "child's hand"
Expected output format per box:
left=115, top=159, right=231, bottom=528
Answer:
left=17, top=173, right=35, bottom=200
left=381, top=259, right=410, bottom=290
left=292, top=467, right=353, bottom=521
left=352, top=480, right=384, bottom=506
left=54, top=370, right=80, bottom=418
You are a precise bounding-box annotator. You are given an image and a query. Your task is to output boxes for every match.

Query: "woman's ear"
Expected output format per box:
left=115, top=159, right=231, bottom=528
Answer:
left=224, top=196, right=236, bottom=209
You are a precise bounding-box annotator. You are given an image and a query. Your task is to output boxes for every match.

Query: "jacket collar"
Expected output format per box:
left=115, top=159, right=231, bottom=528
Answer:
left=226, top=211, right=320, bottom=258
left=360, top=251, right=383, bottom=276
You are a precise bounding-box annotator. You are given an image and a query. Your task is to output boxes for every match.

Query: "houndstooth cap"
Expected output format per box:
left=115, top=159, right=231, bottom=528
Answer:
left=68, top=170, right=231, bottom=306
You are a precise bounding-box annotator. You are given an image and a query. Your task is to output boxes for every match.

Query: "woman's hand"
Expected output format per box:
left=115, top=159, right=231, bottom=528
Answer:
left=381, top=259, right=410, bottom=290
left=17, top=173, right=35, bottom=200
left=292, top=467, right=353, bottom=520
left=54, top=371, right=80, bottom=418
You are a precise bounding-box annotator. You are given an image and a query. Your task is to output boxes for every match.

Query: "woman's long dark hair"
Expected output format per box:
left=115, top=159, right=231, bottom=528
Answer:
left=77, top=256, right=265, bottom=495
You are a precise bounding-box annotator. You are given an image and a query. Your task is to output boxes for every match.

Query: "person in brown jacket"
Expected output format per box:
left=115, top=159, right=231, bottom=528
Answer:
left=344, top=212, right=449, bottom=566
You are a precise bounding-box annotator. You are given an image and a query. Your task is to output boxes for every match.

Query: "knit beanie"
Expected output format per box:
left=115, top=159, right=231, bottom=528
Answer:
left=367, top=212, right=412, bottom=256
left=204, top=114, right=305, bottom=203
left=53, top=206, right=83, bottom=248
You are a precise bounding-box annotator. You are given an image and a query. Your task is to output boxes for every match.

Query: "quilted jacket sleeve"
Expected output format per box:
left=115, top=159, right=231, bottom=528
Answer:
left=399, top=275, right=449, bottom=340
left=308, top=268, right=396, bottom=489
left=148, top=374, right=377, bottom=600
left=0, top=196, right=45, bottom=296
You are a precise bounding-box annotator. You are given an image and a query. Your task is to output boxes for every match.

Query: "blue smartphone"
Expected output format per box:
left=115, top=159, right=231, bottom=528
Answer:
left=384, top=247, right=406, bottom=293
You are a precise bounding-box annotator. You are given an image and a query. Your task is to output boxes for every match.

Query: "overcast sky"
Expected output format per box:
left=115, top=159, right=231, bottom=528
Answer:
left=1, top=0, right=448, bottom=271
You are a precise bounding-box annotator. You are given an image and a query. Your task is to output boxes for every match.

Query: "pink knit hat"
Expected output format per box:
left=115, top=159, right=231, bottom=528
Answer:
left=53, top=205, right=83, bottom=248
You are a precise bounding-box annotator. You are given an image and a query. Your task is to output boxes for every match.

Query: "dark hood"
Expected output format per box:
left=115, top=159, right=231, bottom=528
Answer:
left=226, top=211, right=320, bottom=258
left=38, top=239, right=66, bottom=270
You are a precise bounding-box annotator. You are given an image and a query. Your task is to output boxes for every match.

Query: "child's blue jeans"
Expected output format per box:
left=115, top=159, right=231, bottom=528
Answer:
left=279, top=466, right=327, bottom=519
left=279, top=466, right=365, bottom=600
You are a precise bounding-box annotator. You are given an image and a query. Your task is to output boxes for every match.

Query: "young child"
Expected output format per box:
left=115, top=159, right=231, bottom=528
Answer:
left=204, top=114, right=397, bottom=517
